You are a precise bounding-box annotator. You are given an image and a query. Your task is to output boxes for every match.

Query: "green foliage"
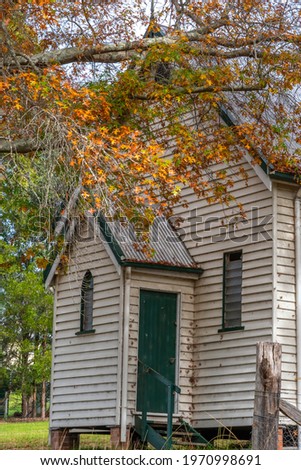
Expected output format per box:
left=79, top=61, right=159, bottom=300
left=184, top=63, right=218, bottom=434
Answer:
left=7, top=392, right=22, bottom=417
left=1, top=172, right=53, bottom=413
left=0, top=265, right=53, bottom=393
left=1, top=154, right=79, bottom=262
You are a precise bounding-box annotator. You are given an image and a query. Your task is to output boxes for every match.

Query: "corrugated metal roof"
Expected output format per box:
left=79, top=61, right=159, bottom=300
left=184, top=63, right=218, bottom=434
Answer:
left=100, top=216, right=200, bottom=270
left=223, top=90, right=301, bottom=160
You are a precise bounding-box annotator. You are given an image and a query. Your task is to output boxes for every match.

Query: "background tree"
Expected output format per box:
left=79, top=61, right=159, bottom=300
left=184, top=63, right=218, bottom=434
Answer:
left=1, top=170, right=53, bottom=418
left=0, top=241, right=53, bottom=418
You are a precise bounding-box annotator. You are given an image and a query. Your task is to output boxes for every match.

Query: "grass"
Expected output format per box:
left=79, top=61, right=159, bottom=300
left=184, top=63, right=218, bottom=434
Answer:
left=0, top=420, right=251, bottom=450
left=0, top=421, right=50, bottom=450
left=0, top=420, right=111, bottom=450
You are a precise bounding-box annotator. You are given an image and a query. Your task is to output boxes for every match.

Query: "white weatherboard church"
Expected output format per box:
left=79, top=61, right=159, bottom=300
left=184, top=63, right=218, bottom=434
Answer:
left=45, top=106, right=301, bottom=448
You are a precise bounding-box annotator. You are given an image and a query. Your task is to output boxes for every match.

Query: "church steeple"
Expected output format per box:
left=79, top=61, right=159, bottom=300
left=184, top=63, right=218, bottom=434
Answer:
left=143, top=1, right=170, bottom=83
left=144, top=0, right=168, bottom=39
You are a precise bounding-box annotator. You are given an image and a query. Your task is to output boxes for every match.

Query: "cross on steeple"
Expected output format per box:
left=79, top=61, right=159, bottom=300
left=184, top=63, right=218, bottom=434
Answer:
left=150, top=0, right=155, bottom=20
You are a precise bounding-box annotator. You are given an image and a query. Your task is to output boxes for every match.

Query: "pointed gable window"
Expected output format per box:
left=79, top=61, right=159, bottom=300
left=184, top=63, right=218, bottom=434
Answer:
left=80, top=270, right=94, bottom=332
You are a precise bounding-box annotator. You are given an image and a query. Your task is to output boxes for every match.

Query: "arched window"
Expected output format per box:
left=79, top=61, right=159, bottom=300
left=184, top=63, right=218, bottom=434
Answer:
left=80, top=270, right=94, bottom=332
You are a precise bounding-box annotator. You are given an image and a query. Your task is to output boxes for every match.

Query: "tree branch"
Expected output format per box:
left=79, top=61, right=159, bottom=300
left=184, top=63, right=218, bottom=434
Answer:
left=1, top=25, right=299, bottom=74
left=213, top=33, right=300, bottom=49
left=0, top=39, right=265, bottom=73
left=0, top=138, right=43, bottom=154
left=171, top=0, right=230, bottom=34
left=132, top=83, right=267, bottom=100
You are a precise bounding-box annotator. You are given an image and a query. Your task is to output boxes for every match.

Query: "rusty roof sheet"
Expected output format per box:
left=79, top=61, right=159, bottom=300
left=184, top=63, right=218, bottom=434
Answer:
left=99, top=215, right=201, bottom=270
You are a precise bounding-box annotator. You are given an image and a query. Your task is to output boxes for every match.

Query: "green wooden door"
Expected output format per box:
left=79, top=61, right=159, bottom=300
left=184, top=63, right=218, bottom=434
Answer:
left=137, top=289, right=178, bottom=413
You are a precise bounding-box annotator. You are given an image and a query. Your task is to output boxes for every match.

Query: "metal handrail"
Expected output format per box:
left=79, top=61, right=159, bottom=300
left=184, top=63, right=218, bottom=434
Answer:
left=139, top=360, right=181, bottom=392
left=138, top=359, right=181, bottom=449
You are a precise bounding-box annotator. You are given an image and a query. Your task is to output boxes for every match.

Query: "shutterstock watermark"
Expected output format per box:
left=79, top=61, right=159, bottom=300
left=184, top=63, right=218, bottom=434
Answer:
left=72, top=206, right=273, bottom=247
left=17, top=206, right=273, bottom=248
left=171, top=206, right=273, bottom=245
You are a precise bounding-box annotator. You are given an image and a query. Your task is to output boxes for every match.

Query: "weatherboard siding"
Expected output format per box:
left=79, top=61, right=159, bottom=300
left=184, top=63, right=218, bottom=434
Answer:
left=51, top=225, right=121, bottom=429
left=172, top=160, right=274, bottom=428
left=50, top=171, right=300, bottom=432
left=275, top=183, right=298, bottom=408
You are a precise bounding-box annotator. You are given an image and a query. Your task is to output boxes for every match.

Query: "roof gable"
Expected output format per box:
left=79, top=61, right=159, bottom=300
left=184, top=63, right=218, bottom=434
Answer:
left=97, top=214, right=203, bottom=274
left=44, top=213, right=203, bottom=287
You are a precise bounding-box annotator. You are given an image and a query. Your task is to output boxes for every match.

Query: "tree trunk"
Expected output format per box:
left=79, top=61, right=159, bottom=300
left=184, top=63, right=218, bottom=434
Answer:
left=32, top=386, right=37, bottom=419
left=41, top=381, right=46, bottom=419
left=22, top=393, right=28, bottom=418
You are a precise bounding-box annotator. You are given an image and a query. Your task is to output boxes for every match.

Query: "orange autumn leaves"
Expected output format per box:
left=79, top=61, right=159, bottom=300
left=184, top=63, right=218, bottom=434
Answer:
left=1, top=63, right=179, bottom=219
left=1, top=0, right=301, bottom=227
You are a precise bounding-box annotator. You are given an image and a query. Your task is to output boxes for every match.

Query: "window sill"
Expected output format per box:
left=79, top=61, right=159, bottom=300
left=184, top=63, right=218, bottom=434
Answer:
left=75, top=329, right=96, bottom=336
left=218, top=326, right=245, bottom=333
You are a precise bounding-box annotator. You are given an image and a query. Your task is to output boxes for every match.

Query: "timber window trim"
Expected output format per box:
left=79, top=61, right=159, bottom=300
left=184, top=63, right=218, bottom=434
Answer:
left=77, top=270, right=95, bottom=334
left=219, top=250, right=244, bottom=332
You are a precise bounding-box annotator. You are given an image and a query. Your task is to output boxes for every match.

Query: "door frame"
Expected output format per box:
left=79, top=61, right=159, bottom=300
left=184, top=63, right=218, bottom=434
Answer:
left=136, top=287, right=181, bottom=414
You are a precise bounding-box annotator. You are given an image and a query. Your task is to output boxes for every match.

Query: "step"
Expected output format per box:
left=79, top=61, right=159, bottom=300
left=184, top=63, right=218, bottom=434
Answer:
left=135, top=416, right=168, bottom=450
left=173, top=440, right=208, bottom=448
left=134, top=415, right=210, bottom=450
left=150, top=425, right=209, bottom=445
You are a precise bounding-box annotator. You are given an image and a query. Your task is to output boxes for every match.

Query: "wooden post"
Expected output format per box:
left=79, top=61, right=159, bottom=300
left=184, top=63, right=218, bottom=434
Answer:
left=252, top=342, right=282, bottom=450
